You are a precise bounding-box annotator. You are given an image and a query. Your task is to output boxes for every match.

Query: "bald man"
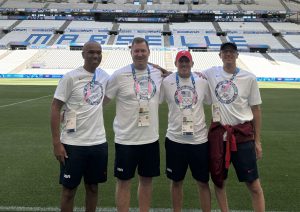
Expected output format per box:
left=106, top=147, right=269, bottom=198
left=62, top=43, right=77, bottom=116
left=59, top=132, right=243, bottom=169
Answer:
left=51, top=41, right=109, bottom=212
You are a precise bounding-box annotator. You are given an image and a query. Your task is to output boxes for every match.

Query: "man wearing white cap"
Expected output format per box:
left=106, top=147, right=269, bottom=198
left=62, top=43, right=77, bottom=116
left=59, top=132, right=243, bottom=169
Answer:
left=160, top=50, right=212, bottom=212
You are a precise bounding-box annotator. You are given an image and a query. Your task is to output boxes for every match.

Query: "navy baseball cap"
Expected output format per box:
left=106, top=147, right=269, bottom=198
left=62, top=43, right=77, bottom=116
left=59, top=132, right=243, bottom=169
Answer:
left=220, top=42, right=238, bottom=51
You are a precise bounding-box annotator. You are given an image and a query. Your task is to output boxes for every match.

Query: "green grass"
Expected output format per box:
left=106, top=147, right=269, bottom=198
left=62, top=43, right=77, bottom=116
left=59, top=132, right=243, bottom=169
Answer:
left=1, top=78, right=300, bottom=88
left=0, top=85, right=300, bottom=211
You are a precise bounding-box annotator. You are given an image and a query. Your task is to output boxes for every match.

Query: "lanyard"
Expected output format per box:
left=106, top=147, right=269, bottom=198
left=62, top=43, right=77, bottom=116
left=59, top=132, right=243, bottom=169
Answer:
left=91, top=70, right=97, bottom=85
left=84, top=70, right=97, bottom=101
left=131, top=64, right=152, bottom=100
left=223, top=68, right=239, bottom=92
left=176, top=72, right=196, bottom=110
left=229, top=68, right=239, bottom=82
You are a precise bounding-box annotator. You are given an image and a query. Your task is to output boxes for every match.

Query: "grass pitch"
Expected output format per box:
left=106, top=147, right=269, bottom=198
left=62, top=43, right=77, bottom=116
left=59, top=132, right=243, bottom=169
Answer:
left=0, top=82, right=299, bottom=211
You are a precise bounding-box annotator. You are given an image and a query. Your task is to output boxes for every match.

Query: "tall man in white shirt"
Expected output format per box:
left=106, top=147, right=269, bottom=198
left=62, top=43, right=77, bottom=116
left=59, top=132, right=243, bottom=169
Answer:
left=202, top=42, right=265, bottom=212
left=105, top=37, right=163, bottom=212
left=160, top=50, right=211, bottom=212
left=51, top=41, right=109, bottom=212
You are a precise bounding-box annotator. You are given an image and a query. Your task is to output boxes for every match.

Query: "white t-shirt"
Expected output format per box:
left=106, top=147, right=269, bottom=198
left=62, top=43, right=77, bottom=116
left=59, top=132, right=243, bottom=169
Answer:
left=54, top=66, right=109, bottom=146
left=105, top=64, right=162, bottom=145
left=202, top=66, right=262, bottom=126
left=160, top=72, right=211, bottom=144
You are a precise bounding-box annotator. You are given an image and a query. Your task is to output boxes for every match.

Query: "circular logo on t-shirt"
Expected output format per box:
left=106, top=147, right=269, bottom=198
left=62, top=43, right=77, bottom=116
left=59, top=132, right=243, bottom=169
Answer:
left=135, top=76, right=156, bottom=100
left=174, top=85, right=198, bottom=109
left=83, top=81, right=103, bottom=105
left=215, top=80, right=238, bottom=104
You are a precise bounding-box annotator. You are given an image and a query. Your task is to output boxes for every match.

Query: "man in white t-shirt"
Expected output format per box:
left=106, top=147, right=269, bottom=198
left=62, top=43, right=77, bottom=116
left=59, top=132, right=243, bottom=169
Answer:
left=202, top=42, right=265, bottom=212
left=50, top=41, right=109, bottom=212
left=160, top=50, right=212, bottom=212
left=105, top=37, right=162, bottom=212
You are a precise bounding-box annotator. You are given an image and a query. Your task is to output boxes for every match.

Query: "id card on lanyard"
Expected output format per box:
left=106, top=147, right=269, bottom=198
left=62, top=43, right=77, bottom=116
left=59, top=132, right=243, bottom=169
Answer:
left=65, top=110, right=77, bottom=133
left=138, top=101, right=150, bottom=127
left=176, top=72, right=196, bottom=135
left=131, top=64, right=152, bottom=127
left=212, top=103, right=221, bottom=122
left=182, top=109, right=194, bottom=136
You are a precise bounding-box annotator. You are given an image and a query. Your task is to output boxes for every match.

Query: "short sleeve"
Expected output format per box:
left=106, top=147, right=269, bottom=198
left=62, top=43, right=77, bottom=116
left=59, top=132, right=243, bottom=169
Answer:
left=105, top=71, right=119, bottom=99
left=248, top=77, right=262, bottom=106
left=54, top=73, right=73, bottom=103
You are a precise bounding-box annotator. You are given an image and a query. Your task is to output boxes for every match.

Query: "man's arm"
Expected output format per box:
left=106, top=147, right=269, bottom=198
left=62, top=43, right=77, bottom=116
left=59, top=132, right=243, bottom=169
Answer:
left=251, top=104, right=262, bottom=160
left=103, top=96, right=111, bottom=106
left=50, top=98, right=68, bottom=164
left=148, top=62, right=172, bottom=78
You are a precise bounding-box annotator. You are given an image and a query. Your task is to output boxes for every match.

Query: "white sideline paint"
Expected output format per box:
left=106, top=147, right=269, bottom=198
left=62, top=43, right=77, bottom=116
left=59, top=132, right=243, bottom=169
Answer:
left=0, top=207, right=285, bottom=212
left=0, top=95, right=52, bottom=109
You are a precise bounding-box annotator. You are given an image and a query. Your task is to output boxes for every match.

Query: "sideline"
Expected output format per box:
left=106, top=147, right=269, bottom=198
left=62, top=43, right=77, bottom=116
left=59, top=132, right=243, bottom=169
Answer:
left=0, top=95, right=52, bottom=109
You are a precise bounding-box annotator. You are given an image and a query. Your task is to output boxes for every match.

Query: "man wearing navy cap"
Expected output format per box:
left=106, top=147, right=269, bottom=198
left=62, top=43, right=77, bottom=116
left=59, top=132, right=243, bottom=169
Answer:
left=202, top=42, right=265, bottom=212
left=160, top=50, right=212, bottom=212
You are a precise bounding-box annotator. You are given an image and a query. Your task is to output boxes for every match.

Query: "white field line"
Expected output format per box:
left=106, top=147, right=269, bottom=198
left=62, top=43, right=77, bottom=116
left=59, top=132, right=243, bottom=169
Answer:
left=0, top=95, right=52, bottom=109
left=0, top=207, right=286, bottom=212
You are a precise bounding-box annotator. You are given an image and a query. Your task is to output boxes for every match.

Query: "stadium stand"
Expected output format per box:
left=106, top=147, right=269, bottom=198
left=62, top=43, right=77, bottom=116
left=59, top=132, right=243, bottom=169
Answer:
left=0, top=0, right=299, bottom=81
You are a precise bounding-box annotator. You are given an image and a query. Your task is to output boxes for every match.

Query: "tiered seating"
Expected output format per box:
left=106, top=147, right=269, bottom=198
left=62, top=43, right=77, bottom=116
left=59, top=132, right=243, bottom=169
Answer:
left=48, top=2, right=93, bottom=10
left=31, top=49, right=83, bottom=69
left=0, top=20, right=65, bottom=46
left=238, top=34, right=284, bottom=49
left=283, top=35, right=300, bottom=48
left=285, top=1, right=300, bottom=12
left=0, top=48, right=298, bottom=81
left=191, top=52, right=223, bottom=71
left=0, top=20, right=17, bottom=30
left=239, top=53, right=282, bottom=78
left=0, top=30, right=52, bottom=46
left=67, top=21, right=113, bottom=30
left=148, top=50, right=165, bottom=68
left=17, top=20, right=65, bottom=29
left=160, top=0, right=173, bottom=3
left=269, top=53, right=300, bottom=70
left=0, top=0, right=292, bottom=12
left=218, top=22, right=268, bottom=33
left=100, top=49, right=132, bottom=72
left=61, top=21, right=113, bottom=44
left=96, top=3, right=140, bottom=10
left=170, top=22, right=220, bottom=48
left=240, top=0, right=285, bottom=11
left=0, top=50, right=38, bottom=73
left=170, top=22, right=215, bottom=32
left=145, top=4, right=188, bottom=10
left=0, top=49, right=9, bottom=58
left=0, top=0, right=44, bottom=9
left=269, top=22, right=300, bottom=33
left=119, top=23, right=163, bottom=31
left=192, top=0, right=238, bottom=11
left=114, top=23, right=164, bottom=47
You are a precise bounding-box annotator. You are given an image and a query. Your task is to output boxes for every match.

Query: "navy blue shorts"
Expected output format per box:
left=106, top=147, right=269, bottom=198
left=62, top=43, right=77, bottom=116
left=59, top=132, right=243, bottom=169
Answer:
left=114, top=141, right=160, bottom=180
left=229, top=141, right=259, bottom=182
left=165, top=137, right=209, bottom=183
left=59, top=143, right=108, bottom=189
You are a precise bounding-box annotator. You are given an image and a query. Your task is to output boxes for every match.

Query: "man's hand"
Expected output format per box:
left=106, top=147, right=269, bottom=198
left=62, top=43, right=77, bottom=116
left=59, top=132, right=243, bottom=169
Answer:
left=148, top=62, right=172, bottom=78
left=53, top=142, right=68, bottom=165
left=255, top=140, right=262, bottom=160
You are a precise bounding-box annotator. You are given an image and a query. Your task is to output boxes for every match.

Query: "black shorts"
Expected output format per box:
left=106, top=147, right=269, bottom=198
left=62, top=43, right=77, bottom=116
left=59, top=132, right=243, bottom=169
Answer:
left=229, top=141, right=259, bottom=182
left=114, top=141, right=160, bottom=180
left=165, top=137, right=209, bottom=183
left=59, top=143, right=108, bottom=189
